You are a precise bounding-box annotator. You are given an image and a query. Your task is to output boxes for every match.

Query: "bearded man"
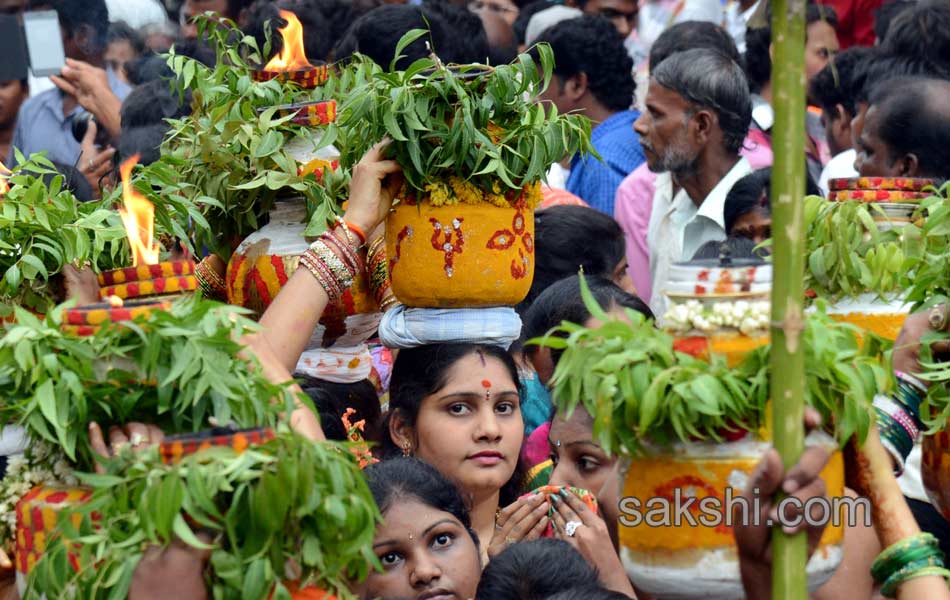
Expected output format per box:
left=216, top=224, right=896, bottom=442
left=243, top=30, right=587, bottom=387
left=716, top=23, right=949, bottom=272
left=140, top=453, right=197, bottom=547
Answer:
left=635, top=48, right=753, bottom=315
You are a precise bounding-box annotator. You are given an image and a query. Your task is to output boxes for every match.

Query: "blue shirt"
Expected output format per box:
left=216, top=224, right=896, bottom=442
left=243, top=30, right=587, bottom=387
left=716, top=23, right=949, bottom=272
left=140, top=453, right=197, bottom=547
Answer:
left=10, top=68, right=131, bottom=167
left=566, top=109, right=645, bottom=215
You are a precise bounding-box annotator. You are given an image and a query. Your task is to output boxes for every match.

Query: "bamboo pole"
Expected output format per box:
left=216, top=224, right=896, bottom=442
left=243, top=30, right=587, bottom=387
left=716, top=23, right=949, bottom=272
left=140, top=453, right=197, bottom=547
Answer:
left=769, top=0, right=808, bottom=597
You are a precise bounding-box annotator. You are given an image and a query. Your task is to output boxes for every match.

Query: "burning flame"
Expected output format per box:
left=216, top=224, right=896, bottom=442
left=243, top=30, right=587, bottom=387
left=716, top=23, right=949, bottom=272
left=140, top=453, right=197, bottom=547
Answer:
left=263, top=10, right=313, bottom=71
left=118, top=155, right=160, bottom=266
left=0, top=161, right=10, bottom=196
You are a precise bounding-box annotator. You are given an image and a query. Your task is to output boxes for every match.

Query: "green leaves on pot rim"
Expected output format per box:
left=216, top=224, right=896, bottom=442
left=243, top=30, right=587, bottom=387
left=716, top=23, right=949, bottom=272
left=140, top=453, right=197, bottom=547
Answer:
left=531, top=275, right=884, bottom=457
left=0, top=296, right=302, bottom=471
left=24, top=431, right=381, bottom=600
left=338, top=31, right=595, bottom=197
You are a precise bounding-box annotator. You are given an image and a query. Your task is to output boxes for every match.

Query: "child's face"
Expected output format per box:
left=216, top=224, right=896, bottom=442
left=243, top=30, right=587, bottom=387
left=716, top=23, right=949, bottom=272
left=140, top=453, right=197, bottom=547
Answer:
left=731, top=206, right=772, bottom=245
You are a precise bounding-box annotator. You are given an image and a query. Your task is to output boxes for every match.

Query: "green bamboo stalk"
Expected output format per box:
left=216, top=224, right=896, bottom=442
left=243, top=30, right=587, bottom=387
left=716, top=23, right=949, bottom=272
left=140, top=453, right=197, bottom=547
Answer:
left=769, top=0, right=808, bottom=598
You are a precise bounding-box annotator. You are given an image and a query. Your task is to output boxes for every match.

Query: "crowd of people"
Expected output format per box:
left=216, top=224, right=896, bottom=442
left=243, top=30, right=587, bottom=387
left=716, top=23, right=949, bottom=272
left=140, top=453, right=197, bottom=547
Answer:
left=3, top=0, right=950, bottom=598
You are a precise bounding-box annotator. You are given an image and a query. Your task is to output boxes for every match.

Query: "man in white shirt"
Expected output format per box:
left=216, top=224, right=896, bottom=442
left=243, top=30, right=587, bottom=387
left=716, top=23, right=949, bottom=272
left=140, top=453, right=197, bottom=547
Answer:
left=634, top=48, right=753, bottom=316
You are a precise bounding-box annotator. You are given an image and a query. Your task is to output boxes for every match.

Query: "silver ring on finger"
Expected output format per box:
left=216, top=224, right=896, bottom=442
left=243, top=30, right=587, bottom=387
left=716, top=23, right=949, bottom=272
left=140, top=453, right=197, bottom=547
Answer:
left=564, top=520, right=583, bottom=537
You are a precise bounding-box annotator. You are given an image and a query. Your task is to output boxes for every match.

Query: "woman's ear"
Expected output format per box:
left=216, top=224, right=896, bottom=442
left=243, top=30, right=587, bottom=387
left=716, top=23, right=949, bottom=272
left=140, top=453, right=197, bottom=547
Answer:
left=528, top=347, right=556, bottom=386
left=389, top=409, right=415, bottom=455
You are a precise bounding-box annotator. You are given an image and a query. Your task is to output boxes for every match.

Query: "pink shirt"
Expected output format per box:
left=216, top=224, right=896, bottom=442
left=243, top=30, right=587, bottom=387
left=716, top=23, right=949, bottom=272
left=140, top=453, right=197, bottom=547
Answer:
left=613, top=135, right=773, bottom=301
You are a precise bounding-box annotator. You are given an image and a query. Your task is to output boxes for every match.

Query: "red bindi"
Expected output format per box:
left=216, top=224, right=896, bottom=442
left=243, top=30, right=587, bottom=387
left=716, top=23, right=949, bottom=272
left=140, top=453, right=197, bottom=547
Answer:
left=482, top=380, right=492, bottom=388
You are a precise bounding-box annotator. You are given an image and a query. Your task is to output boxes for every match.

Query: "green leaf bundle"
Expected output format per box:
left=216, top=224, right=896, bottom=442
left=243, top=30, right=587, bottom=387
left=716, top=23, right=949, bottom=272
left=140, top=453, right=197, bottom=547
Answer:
left=803, top=195, right=927, bottom=301
left=24, top=432, right=380, bottom=600
left=0, top=153, right=128, bottom=315
left=338, top=32, right=595, bottom=197
left=0, top=296, right=300, bottom=470
left=533, top=276, right=884, bottom=457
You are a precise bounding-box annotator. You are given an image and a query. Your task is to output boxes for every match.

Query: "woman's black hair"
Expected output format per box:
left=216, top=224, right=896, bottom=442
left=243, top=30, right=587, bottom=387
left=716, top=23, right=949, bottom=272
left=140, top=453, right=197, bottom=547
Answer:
left=380, top=343, right=526, bottom=505
left=691, top=236, right=764, bottom=261
left=521, top=274, right=653, bottom=347
left=298, top=375, right=382, bottom=442
left=475, top=539, right=601, bottom=600
left=744, top=4, right=839, bottom=94
left=723, top=167, right=820, bottom=235
left=520, top=205, right=626, bottom=313
left=364, top=457, right=480, bottom=546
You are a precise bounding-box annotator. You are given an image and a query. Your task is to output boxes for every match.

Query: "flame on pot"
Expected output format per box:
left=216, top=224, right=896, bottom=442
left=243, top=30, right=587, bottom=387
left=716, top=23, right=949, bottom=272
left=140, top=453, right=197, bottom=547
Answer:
left=263, top=10, right=312, bottom=71
left=0, top=161, right=10, bottom=196
left=118, top=155, right=160, bottom=266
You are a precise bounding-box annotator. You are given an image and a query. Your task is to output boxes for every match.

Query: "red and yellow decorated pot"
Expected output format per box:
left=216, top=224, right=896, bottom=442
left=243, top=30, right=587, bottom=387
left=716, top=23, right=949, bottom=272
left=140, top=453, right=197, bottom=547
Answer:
left=226, top=201, right=381, bottom=348
left=618, top=433, right=845, bottom=598
left=98, top=260, right=197, bottom=302
left=61, top=299, right=171, bottom=336
left=14, top=485, right=91, bottom=584
left=922, top=423, right=950, bottom=521
left=385, top=184, right=540, bottom=308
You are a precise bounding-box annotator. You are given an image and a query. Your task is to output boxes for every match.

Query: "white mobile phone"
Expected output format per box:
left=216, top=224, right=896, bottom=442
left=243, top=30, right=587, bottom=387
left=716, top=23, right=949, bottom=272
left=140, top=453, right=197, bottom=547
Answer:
left=22, top=10, right=66, bottom=77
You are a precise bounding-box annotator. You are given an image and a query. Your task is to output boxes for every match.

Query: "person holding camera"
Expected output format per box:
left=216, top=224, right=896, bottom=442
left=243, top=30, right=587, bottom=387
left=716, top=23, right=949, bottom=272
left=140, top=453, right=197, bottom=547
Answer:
left=10, top=0, right=131, bottom=197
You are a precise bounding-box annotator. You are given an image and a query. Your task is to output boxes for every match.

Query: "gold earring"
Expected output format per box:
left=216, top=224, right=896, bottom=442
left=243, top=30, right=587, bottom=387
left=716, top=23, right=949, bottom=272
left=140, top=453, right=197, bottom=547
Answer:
left=402, top=442, right=412, bottom=457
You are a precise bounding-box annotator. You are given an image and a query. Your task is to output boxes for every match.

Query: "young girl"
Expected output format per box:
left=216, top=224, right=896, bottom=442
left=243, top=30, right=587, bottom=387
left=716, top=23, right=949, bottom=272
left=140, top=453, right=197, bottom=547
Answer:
left=354, top=458, right=483, bottom=600
left=380, top=343, right=546, bottom=564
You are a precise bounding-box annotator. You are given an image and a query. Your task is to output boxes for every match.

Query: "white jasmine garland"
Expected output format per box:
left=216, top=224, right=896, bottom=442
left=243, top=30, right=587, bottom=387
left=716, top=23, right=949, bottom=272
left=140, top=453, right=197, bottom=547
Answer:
left=0, top=439, right=76, bottom=555
left=664, top=300, right=770, bottom=335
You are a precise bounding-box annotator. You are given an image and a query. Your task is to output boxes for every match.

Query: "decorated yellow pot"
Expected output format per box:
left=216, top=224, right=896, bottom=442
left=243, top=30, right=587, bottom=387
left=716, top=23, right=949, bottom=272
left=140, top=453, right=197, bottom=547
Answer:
left=385, top=186, right=539, bottom=308
left=618, top=432, right=846, bottom=599
left=14, top=484, right=91, bottom=594
left=921, top=423, right=950, bottom=521
left=822, top=293, right=911, bottom=342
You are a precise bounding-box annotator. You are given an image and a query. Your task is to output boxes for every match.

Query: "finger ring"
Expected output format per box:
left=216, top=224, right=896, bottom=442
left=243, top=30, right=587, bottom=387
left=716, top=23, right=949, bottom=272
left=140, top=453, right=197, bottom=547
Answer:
left=129, top=433, right=145, bottom=446
left=564, top=521, right=583, bottom=537
left=505, top=537, right=516, bottom=545
left=930, top=304, right=949, bottom=330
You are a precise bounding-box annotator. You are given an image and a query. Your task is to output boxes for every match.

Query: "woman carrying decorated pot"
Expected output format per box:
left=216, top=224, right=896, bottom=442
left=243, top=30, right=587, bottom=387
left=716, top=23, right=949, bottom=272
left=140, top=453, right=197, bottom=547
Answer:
left=252, top=141, right=542, bottom=564
left=523, top=274, right=887, bottom=599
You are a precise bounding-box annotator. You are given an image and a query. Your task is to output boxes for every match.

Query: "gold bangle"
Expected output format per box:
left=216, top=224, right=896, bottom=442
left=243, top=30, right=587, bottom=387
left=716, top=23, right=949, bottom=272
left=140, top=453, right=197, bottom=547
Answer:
left=311, top=240, right=354, bottom=289
left=300, top=250, right=344, bottom=301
